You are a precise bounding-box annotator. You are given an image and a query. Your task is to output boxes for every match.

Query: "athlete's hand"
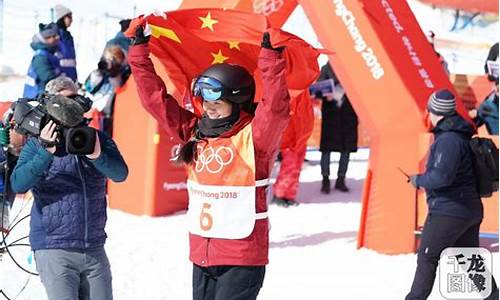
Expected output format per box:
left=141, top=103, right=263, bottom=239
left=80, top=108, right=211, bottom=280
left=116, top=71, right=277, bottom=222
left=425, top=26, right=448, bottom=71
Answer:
left=261, top=32, right=285, bottom=53
left=131, top=26, right=150, bottom=46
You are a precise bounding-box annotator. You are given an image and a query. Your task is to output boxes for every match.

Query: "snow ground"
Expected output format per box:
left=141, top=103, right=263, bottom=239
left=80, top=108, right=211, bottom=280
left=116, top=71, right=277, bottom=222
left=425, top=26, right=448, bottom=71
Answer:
left=1, top=149, right=498, bottom=300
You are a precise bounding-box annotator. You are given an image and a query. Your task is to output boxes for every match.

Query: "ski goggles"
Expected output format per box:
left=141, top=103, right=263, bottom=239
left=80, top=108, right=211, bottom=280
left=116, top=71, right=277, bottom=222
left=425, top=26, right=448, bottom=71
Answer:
left=192, top=76, right=225, bottom=102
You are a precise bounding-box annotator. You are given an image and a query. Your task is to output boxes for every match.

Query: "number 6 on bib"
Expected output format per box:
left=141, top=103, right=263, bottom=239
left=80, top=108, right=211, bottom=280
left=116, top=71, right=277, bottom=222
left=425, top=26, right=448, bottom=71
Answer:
left=199, top=203, right=213, bottom=231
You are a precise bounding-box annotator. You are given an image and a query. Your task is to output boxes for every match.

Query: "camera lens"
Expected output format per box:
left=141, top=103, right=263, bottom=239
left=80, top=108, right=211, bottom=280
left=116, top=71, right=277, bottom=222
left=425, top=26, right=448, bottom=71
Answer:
left=70, top=131, right=87, bottom=150
left=66, top=127, right=96, bottom=155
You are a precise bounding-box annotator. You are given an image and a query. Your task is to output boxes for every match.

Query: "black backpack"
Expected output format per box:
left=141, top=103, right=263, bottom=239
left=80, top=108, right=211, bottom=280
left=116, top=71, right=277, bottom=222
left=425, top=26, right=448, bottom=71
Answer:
left=469, top=137, right=499, bottom=197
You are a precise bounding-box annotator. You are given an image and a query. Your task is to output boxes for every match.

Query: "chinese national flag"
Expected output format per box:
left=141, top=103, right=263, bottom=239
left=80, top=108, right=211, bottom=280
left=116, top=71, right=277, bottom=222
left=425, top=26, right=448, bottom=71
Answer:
left=127, top=8, right=321, bottom=116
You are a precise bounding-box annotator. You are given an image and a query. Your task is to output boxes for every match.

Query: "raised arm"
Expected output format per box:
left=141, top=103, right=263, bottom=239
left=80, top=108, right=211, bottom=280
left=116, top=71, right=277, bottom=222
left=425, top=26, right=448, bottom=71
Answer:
left=87, top=132, right=128, bottom=182
left=252, top=46, right=290, bottom=156
left=10, top=138, right=53, bottom=193
left=128, top=42, right=197, bottom=143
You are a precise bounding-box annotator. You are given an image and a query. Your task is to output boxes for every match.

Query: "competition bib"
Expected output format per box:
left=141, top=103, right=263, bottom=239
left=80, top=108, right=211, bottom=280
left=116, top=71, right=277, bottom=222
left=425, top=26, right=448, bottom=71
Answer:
left=186, top=123, right=267, bottom=239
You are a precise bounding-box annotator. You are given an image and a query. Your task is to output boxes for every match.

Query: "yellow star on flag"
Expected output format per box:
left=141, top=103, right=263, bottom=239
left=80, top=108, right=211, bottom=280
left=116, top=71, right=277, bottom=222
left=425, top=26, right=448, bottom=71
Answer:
left=149, top=24, right=181, bottom=43
left=211, top=50, right=228, bottom=64
left=199, top=12, right=218, bottom=31
left=228, top=41, right=240, bottom=50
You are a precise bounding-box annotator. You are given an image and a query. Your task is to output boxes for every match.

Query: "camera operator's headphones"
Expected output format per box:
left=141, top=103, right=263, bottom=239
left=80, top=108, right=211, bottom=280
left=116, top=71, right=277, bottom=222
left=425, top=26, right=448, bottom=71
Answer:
left=192, top=63, right=255, bottom=105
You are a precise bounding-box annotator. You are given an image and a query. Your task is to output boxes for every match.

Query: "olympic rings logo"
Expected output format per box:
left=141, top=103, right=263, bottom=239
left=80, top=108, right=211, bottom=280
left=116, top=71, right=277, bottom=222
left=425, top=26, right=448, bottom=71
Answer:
left=194, top=146, right=234, bottom=174
left=253, top=0, right=284, bottom=16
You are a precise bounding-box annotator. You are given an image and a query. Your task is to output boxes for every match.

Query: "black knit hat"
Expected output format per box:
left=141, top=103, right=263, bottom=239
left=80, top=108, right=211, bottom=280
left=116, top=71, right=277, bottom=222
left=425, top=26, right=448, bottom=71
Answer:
left=427, top=89, right=456, bottom=116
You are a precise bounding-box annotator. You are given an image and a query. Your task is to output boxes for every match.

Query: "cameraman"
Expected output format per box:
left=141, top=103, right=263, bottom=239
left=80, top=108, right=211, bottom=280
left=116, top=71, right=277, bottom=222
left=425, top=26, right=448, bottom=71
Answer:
left=10, top=77, right=128, bottom=300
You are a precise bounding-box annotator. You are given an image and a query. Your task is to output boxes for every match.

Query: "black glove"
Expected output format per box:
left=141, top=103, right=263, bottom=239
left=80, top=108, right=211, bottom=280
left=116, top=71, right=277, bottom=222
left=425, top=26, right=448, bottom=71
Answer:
left=131, top=26, right=150, bottom=46
left=408, top=175, right=419, bottom=189
left=261, top=32, right=285, bottom=53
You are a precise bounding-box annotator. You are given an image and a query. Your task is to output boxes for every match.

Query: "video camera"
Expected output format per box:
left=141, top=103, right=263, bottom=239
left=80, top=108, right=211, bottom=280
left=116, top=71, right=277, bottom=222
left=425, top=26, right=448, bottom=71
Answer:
left=9, top=93, right=96, bottom=155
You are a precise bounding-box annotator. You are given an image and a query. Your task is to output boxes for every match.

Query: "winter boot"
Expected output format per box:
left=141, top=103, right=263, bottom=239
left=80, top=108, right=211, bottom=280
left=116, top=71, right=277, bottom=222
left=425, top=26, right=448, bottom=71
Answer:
left=335, top=176, right=349, bottom=192
left=284, top=199, right=299, bottom=207
left=321, top=176, right=331, bottom=194
left=271, top=196, right=289, bottom=207
left=271, top=196, right=299, bottom=207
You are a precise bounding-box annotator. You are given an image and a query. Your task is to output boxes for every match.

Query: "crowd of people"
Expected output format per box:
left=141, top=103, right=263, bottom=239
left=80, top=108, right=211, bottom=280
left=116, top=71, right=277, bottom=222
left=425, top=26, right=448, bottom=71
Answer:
left=22, top=5, right=131, bottom=137
left=1, top=4, right=132, bottom=300
left=0, top=4, right=497, bottom=300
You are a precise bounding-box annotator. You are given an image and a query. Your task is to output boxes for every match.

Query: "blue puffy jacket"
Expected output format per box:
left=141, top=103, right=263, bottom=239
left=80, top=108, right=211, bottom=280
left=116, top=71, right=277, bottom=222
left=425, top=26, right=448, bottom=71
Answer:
left=416, top=114, right=483, bottom=219
left=23, top=41, right=61, bottom=98
left=10, top=132, right=128, bottom=250
left=57, top=27, right=77, bottom=81
left=477, top=92, right=499, bottom=135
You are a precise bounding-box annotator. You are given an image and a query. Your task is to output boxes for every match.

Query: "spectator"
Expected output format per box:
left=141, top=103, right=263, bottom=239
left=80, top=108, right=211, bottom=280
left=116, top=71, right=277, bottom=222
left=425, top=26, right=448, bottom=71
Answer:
left=23, top=23, right=61, bottom=98
left=0, top=117, right=24, bottom=236
left=53, top=4, right=77, bottom=81
left=318, top=62, right=358, bottom=194
left=470, top=42, right=499, bottom=135
left=105, top=19, right=132, bottom=53
left=84, top=45, right=131, bottom=135
left=271, top=92, right=314, bottom=207
left=405, top=89, right=498, bottom=300
left=11, top=77, right=128, bottom=300
left=484, top=42, right=498, bottom=82
left=475, top=80, right=499, bottom=135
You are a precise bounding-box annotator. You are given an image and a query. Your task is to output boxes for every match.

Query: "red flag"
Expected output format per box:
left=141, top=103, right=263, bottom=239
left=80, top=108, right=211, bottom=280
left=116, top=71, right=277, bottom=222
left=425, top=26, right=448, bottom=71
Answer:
left=280, top=91, right=314, bottom=152
left=133, top=8, right=321, bottom=115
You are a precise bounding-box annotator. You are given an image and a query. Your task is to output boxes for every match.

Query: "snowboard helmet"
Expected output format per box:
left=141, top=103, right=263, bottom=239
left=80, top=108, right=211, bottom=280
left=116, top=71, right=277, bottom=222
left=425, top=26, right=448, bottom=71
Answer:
left=192, top=63, right=255, bottom=105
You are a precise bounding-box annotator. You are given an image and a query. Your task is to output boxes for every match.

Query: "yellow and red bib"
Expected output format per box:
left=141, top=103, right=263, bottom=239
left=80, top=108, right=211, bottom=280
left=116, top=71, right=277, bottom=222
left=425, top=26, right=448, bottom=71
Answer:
left=187, top=123, right=268, bottom=239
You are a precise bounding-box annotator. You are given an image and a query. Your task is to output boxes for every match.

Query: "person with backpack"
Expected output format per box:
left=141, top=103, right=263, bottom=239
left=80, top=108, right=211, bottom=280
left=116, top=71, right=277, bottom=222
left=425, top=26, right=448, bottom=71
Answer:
left=405, top=89, right=498, bottom=300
